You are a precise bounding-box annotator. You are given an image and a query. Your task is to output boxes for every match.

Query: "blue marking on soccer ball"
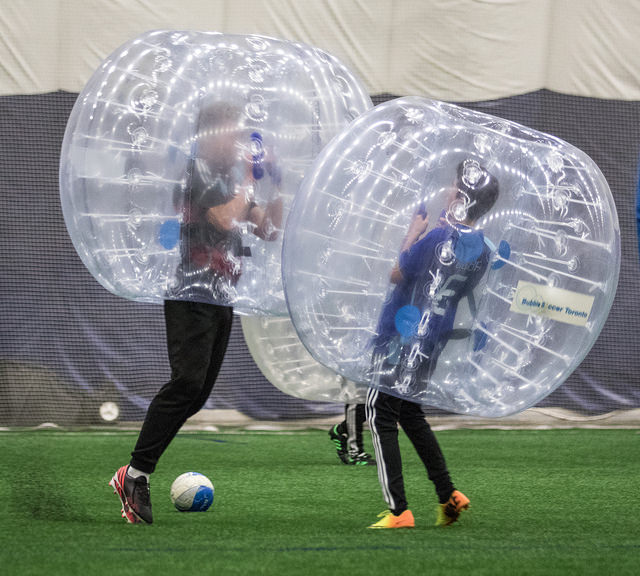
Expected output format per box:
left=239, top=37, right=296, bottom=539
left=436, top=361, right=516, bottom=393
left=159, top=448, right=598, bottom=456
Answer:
left=189, top=485, right=214, bottom=511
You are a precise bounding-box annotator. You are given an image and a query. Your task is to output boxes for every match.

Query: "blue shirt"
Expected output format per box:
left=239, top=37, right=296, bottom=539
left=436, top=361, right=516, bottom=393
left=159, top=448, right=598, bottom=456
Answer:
left=373, top=222, right=491, bottom=358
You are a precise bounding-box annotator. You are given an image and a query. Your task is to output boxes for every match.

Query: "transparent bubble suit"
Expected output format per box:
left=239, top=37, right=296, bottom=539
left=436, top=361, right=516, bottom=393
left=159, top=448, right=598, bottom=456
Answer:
left=241, top=315, right=367, bottom=403
left=60, top=30, right=371, bottom=314
left=282, top=97, right=620, bottom=417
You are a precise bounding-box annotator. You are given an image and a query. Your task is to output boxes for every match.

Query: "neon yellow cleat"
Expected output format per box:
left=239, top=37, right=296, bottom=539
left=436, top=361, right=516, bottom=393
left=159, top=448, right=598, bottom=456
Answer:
left=368, top=509, right=415, bottom=529
left=436, top=490, right=470, bottom=526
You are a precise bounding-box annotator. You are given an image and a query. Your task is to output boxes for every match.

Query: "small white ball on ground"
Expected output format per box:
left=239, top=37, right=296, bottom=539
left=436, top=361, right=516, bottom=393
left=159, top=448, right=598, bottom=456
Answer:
left=170, top=472, right=214, bottom=512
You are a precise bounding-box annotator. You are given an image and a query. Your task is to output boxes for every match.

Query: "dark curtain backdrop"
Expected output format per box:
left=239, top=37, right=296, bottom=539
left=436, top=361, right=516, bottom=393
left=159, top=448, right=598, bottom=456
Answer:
left=1, top=90, right=638, bottom=424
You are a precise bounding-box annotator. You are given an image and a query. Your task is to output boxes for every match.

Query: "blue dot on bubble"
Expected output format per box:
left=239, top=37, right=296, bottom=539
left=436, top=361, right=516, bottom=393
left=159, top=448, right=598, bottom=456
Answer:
left=394, top=304, right=421, bottom=338
left=491, top=240, right=511, bottom=270
left=157, top=219, right=180, bottom=250
left=472, top=322, right=489, bottom=351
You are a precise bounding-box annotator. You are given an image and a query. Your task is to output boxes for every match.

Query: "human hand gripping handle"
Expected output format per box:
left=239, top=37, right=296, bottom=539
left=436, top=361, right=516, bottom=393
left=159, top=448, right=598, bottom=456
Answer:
left=401, top=207, right=429, bottom=252
left=248, top=132, right=283, bottom=241
left=391, top=206, right=429, bottom=283
left=251, top=196, right=283, bottom=241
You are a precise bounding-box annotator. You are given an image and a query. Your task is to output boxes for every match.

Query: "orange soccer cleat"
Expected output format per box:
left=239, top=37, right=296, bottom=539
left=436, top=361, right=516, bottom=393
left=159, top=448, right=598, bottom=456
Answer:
left=435, top=490, right=470, bottom=526
left=368, top=509, right=415, bottom=529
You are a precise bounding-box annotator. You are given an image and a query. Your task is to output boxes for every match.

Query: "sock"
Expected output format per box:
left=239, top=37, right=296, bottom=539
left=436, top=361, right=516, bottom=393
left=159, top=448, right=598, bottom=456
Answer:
left=127, top=465, right=150, bottom=482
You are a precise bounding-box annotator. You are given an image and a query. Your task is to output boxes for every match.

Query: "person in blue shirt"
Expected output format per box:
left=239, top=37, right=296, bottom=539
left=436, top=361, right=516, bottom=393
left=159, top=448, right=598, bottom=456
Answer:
left=367, top=158, right=499, bottom=529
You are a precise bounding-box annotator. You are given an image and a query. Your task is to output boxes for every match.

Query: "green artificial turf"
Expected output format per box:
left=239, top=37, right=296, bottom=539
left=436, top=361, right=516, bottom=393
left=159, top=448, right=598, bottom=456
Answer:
left=1, top=428, right=638, bottom=575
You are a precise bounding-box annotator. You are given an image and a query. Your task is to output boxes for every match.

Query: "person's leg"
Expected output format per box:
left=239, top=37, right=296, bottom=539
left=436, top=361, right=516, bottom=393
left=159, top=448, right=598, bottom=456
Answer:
left=398, top=400, right=454, bottom=503
left=397, top=400, right=469, bottom=526
left=182, top=303, right=233, bottom=420
left=111, top=300, right=232, bottom=524
left=344, top=403, right=376, bottom=465
left=366, top=387, right=407, bottom=514
left=328, top=406, right=349, bottom=464
left=130, top=300, right=233, bottom=473
left=151, top=300, right=233, bottom=458
left=335, top=406, right=348, bottom=437
left=345, top=403, right=362, bottom=455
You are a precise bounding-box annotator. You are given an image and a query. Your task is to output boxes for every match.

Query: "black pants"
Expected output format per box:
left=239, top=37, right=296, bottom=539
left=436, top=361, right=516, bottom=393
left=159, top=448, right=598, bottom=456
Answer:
left=130, top=300, right=234, bottom=473
left=366, top=387, right=454, bottom=515
left=337, top=404, right=367, bottom=456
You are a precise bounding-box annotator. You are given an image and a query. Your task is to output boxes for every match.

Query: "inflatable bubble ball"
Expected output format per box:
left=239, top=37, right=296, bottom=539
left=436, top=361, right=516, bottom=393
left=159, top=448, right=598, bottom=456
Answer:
left=241, top=315, right=367, bottom=404
left=60, top=30, right=371, bottom=314
left=282, top=96, right=620, bottom=417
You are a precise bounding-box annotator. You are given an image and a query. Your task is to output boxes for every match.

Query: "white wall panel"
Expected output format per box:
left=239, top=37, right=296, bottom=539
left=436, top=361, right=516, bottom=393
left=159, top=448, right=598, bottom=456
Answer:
left=56, top=0, right=227, bottom=93
left=223, top=0, right=392, bottom=93
left=0, top=0, right=60, bottom=94
left=547, top=0, right=640, bottom=99
left=51, top=0, right=387, bottom=95
left=387, top=0, right=551, bottom=101
left=0, top=0, right=639, bottom=99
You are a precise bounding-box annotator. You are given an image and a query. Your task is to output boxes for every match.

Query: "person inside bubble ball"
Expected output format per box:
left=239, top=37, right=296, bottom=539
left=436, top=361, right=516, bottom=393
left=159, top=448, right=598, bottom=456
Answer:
left=109, top=100, right=283, bottom=525
left=366, top=158, right=499, bottom=529
left=176, top=102, right=283, bottom=301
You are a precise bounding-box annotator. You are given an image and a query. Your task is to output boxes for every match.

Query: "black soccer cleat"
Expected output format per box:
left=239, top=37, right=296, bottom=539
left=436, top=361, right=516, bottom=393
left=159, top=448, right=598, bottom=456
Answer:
left=328, top=424, right=350, bottom=464
left=109, top=465, right=153, bottom=524
left=349, top=452, right=377, bottom=466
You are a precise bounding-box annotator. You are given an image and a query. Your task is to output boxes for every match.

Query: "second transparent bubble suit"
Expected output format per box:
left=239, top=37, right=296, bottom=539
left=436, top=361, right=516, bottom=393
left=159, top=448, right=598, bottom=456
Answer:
left=283, top=97, right=620, bottom=417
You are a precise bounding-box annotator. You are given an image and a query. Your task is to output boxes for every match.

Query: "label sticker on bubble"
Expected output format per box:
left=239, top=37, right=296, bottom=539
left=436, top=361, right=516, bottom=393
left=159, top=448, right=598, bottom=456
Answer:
left=509, top=281, right=594, bottom=326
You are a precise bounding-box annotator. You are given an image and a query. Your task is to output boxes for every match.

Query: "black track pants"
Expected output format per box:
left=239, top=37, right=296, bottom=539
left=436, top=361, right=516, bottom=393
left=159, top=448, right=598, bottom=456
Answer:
left=130, top=300, right=233, bottom=473
left=337, top=403, right=367, bottom=455
left=366, top=387, right=454, bottom=514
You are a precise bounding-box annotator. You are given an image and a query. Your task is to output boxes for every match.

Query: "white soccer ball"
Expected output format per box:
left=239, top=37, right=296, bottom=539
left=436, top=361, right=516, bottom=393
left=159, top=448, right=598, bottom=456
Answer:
left=170, top=472, right=214, bottom=512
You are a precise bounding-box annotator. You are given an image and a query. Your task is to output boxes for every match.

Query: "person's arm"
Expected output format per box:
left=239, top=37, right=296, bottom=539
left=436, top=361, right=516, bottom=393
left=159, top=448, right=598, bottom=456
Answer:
left=204, top=192, right=249, bottom=232
left=390, top=263, right=404, bottom=284
left=402, top=211, right=430, bottom=252
left=249, top=153, right=283, bottom=241
left=248, top=196, right=283, bottom=241
left=390, top=211, right=430, bottom=283
left=204, top=149, right=283, bottom=240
